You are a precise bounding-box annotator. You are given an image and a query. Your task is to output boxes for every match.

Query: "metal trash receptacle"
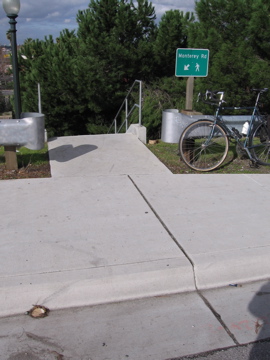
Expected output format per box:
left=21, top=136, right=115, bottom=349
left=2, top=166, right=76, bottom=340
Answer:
left=161, top=109, right=181, bottom=143
left=0, top=112, right=45, bottom=150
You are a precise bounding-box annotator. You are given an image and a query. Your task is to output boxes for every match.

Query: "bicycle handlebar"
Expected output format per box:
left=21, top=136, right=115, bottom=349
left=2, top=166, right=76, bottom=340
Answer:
left=251, top=88, right=268, bottom=94
left=198, top=88, right=268, bottom=108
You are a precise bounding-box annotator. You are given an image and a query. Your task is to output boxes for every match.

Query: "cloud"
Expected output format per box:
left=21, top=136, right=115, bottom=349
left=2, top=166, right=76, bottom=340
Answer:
left=19, top=0, right=88, bottom=19
left=0, top=0, right=196, bottom=45
left=46, top=12, right=61, bottom=19
left=153, top=0, right=196, bottom=20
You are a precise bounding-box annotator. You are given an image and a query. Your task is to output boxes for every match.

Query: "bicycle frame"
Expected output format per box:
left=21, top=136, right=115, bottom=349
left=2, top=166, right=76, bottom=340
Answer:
left=179, top=88, right=269, bottom=171
left=206, top=90, right=266, bottom=161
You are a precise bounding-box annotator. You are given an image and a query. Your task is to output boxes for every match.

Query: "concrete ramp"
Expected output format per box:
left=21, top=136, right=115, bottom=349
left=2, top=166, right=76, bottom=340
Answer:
left=48, top=133, right=171, bottom=177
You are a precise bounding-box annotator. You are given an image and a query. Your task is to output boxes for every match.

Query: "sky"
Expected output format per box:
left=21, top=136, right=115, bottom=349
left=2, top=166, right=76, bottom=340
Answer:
left=0, top=0, right=196, bottom=46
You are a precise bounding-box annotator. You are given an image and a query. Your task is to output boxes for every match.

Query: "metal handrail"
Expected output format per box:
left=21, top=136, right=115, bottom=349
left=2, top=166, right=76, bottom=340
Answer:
left=108, top=80, right=142, bottom=134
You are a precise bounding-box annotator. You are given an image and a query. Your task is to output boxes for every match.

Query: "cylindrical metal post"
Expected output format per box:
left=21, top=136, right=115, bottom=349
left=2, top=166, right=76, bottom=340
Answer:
left=8, top=15, right=21, bottom=119
left=3, top=0, right=21, bottom=170
left=138, top=80, right=142, bottom=126
left=38, top=83, right=42, bottom=113
left=4, top=14, right=21, bottom=170
left=125, top=98, right=128, bottom=132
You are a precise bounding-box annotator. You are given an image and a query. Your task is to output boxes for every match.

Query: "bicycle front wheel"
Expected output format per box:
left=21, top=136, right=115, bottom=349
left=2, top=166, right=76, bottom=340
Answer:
left=179, top=120, right=229, bottom=171
left=249, top=121, right=270, bottom=165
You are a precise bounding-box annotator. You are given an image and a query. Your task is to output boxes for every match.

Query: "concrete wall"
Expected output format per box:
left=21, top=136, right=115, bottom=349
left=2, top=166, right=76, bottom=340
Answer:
left=127, top=123, right=147, bottom=144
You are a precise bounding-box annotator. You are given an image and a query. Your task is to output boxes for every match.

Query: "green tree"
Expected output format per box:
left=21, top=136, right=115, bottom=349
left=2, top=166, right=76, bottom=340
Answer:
left=18, top=1, right=158, bottom=137
left=76, top=0, right=157, bottom=126
left=19, top=32, right=93, bottom=137
left=154, top=10, right=195, bottom=77
left=248, top=0, right=270, bottom=60
left=189, top=0, right=270, bottom=110
left=0, top=92, right=6, bottom=113
left=141, top=77, right=187, bottom=139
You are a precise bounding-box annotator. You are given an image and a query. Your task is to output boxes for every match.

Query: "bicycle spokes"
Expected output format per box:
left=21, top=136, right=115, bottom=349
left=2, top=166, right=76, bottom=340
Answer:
left=179, top=120, right=229, bottom=171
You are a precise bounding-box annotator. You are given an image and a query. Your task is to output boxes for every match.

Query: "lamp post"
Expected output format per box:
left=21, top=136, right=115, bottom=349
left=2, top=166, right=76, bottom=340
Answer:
left=2, top=0, right=21, bottom=170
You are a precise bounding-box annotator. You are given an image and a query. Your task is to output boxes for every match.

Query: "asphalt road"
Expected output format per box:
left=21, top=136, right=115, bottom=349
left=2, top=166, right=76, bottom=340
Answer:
left=172, top=338, right=270, bottom=360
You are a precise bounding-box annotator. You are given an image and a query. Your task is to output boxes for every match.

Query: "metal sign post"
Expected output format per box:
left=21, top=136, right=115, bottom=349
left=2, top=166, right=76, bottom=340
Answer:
left=185, top=76, right=194, bottom=111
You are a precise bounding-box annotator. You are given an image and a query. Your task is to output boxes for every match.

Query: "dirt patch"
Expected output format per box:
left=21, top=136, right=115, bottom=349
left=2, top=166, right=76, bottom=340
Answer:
left=0, top=163, right=51, bottom=180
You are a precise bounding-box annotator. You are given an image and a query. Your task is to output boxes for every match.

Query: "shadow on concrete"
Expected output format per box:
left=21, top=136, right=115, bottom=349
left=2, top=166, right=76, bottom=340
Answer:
left=49, top=144, right=98, bottom=162
left=248, top=281, right=270, bottom=359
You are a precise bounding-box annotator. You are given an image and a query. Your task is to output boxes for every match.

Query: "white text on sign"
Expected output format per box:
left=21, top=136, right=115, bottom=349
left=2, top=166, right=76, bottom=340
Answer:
left=178, top=54, right=207, bottom=59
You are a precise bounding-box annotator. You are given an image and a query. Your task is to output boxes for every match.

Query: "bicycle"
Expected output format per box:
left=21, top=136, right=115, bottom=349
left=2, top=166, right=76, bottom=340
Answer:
left=178, top=88, right=270, bottom=171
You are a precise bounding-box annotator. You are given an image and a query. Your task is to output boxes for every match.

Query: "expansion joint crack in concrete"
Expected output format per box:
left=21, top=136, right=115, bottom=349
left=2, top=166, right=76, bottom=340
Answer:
left=244, top=174, right=270, bottom=189
left=196, top=291, right=240, bottom=346
left=128, top=175, right=240, bottom=346
left=127, top=176, right=196, bottom=281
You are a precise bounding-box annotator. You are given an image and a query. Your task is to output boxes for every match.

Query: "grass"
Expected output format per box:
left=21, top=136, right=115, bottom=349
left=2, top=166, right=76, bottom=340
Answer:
left=0, top=145, right=49, bottom=167
left=1, top=138, right=269, bottom=178
left=146, top=140, right=270, bottom=174
left=0, top=145, right=51, bottom=179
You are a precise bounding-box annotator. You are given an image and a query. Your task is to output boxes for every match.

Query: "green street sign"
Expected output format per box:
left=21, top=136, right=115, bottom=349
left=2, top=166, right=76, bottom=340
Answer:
left=175, top=48, right=209, bottom=77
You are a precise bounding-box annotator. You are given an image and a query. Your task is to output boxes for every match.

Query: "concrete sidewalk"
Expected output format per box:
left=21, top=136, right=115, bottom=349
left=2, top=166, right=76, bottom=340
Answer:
left=1, top=133, right=270, bottom=359
left=48, top=133, right=172, bottom=177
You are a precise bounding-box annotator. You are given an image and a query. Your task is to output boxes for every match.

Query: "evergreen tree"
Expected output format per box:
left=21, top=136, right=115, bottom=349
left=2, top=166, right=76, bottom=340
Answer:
left=189, top=0, right=270, bottom=110
left=76, top=0, right=157, bottom=127
left=154, top=10, right=194, bottom=77
left=19, top=32, right=92, bottom=137
left=248, top=0, right=270, bottom=60
left=18, top=1, right=158, bottom=136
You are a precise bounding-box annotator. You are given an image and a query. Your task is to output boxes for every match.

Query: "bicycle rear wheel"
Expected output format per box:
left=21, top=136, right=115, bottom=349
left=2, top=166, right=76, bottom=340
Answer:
left=179, top=120, right=229, bottom=171
left=249, top=121, right=270, bottom=165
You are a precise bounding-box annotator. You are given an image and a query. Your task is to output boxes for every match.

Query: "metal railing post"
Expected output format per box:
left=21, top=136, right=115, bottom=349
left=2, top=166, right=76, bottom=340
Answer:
left=125, top=98, right=128, bottom=132
left=38, top=83, right=42, bottom=113
left=138, top=80, right=142, bottom=127
left=108, top=80, right=143, bottom=134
